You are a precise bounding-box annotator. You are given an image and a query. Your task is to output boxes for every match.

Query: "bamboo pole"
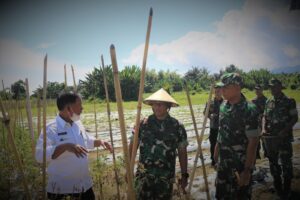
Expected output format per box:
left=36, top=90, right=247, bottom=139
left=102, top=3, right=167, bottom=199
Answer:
left=37, top=92, right=41, bottom=136
left=1, top=80, right=4, bottom=91
left=25, top=78, right=35, bottom=156
left=186, top=83, right=214, bottom=199
left=110, top=45, right=135, bottom=200
left=64, top=64, right=67, bottom=91
left=42, top=54, right=48, bottom=200
left=18, top=99, right=25, bottom=131
left=92, top=83, right=99, bottom=160
left=71, top=65, right=77, bottom=93
left=130, top=7, right=153, bottom=173
left=0, top=97, right=32, bottom=199
left=101, top=54, right=121, bottom=200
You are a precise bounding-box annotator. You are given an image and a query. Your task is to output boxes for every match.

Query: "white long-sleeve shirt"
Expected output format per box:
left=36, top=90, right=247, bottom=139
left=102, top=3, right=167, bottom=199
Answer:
left=35, top=115, right=95, bottom=194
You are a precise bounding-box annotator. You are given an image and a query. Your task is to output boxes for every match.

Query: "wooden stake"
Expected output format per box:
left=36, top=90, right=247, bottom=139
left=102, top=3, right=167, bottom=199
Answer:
left=42, top=54, right=48, bottom=200
left=1, top=79, right=4, bottom=91
left=64, top=64, right=67, bottom=91
left=0, top=97, right=32, bottom=199
left=37, top=92, right=41, bottom=136
left=186, top=83, right=213, bottom=200
left=131, top=7, right=153, bottom=173
left=25, top=78, right=35, bottom=156
left=71, top=65, right=77, bottom=92
left=101, top=54, right=121, bottom=200
left=92, top=84, right=99, bottom=160
left=110, top=45, right=135, bottom=200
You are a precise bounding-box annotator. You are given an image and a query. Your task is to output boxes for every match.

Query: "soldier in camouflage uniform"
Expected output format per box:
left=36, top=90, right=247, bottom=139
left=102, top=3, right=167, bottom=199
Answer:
left=262, top=78, right=298, bottom=198
left=204, top=83, right=223, bottom=166
left=129, top=88, right=189, bottom=200
left=214, top=73, right=260, bottom=200
left=251, top=85, right=267, bottom=159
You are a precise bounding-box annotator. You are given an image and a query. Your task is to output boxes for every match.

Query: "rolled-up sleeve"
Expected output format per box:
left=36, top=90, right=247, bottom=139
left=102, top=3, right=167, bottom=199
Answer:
left=178, top=123, right=189, bottom=149
left=246, top=103, right=260, bottom=139
left=35, top=127, right=56, bottom=163
left=85, top=132, right=95, bottom=149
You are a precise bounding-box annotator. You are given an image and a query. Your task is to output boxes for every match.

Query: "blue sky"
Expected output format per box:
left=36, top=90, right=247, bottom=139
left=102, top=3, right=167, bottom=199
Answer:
left=0, top=0, right=299, bottom=93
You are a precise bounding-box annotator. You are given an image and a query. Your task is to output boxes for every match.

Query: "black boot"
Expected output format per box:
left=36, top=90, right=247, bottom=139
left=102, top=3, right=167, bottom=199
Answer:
left=274, top=176, right=283, bottom=196
left=281, top=178, right=292, bottom=199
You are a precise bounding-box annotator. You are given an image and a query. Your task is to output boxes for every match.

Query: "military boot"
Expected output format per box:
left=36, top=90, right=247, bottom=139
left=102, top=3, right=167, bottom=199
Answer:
left=273, top=176, right=283, bottom=196
left=281, top=178, right=292, bottom=199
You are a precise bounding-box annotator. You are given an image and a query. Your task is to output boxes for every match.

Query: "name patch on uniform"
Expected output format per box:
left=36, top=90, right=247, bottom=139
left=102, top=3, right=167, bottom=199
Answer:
left=58, top=132, right=67, bottom=136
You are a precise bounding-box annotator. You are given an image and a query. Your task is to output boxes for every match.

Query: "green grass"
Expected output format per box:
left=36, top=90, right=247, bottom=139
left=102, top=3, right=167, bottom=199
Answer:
left=3, top=89, right=300, bottom=117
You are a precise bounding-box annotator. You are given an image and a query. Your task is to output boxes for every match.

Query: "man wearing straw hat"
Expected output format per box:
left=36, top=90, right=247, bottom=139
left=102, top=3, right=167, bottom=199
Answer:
left=262, top=78, right=298, bottom=198
left=35, top=92, right=113, bottom=200
left=214, top=73, right=259, bottom=200
left=131, top=88, right=188, bottom=200
left=204, top=82, right=223, bottom=167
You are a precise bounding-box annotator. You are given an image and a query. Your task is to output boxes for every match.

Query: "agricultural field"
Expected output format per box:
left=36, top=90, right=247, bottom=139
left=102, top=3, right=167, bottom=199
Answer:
left=0, top=89, right=299, bottom=199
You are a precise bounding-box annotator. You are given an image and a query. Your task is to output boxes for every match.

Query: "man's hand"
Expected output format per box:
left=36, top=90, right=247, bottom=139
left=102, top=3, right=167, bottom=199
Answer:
left=101, top=141, right=113, bottom=153
left=94, top=140, right=113, bottom=153
left=238, top=170, right=251, bottom=187
left=66, top=143, right=88, bottom=158
left=52, top=143, right=88, bottom=159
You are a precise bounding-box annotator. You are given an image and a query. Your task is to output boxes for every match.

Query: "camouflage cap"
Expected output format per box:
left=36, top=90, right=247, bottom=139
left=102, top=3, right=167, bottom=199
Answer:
left=254, top=84, right=262, bottom=90
left=219, top=72, right=243, bottom=87
left=268, top=78, right=282, bottom=87
left=214, top=82, right=223, bottom=88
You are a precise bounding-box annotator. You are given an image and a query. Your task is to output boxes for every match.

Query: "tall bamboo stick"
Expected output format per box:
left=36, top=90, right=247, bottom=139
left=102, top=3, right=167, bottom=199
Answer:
left=64, top=64, right=67, bottom=91
left=92, top=83, right=99, bottom=160
left=71, top=65, right=77, bottom=92
left=130, top=7, right=153, bottom=173
left=25, top=78, right=35, bottom=156
left=184, top=82, right=213, bottom=200
left=1, top=80, right=4, bottom=92
left=0, top=97, right=32, bottom=199
left=110, top=45, right=135, bottom=200
left=42, top=54, right=48, bottom=200
left=37, top=92, right=41, bottom=136
left=101, top=54, right=121, bottom=200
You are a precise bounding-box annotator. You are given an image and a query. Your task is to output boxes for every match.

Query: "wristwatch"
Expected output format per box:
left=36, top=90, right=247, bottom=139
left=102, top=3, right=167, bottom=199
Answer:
left=181, top=172, right=189, bottom=178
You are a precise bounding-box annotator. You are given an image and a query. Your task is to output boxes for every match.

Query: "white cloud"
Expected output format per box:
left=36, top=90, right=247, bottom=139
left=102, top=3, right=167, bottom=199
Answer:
left=0, top=39, right=88, bottom=94
left=36, top=42, right=56, bottom=49
left=124, top=0, right=300, bottom=72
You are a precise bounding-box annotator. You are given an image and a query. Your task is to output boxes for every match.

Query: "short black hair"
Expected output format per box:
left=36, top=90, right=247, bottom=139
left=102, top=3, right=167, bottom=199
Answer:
left=56, top=92, right=81, bottom=111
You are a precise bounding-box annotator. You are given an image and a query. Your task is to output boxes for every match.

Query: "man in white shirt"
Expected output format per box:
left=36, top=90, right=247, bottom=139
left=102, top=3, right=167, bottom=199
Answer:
left=35, top=92, right=113, bottom=200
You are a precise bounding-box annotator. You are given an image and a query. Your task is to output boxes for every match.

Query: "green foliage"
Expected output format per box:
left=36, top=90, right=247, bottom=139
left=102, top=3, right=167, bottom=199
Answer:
left=0, top=124, right=41, bottom=199
left=79, top=65, right=115, bottom=101
left=184, top=67, right=214, bottom=91
left=11, top=80, right=26, bottom=99
left=120, top=65, right=141, bottom=101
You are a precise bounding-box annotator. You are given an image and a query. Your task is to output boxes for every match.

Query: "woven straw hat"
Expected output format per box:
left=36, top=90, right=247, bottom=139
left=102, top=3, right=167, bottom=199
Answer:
left=143, top=88, right=179, bottom=107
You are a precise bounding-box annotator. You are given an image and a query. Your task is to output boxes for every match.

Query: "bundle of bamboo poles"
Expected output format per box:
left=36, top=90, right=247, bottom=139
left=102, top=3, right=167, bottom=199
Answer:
left=130, top=7, right=153, bottom=173
left=42, top=54, right=48, bottom=200
left=110, top=44, right=135, bottom=200
left=185, top=81, right=214, bottom=200
left=101, top=54, right=121, bottom=200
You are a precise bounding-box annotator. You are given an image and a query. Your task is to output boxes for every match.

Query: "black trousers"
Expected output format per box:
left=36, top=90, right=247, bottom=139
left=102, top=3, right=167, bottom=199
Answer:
left=209, top=128, right=218, bottom=162
left=47, top=187, right=95, bottom=200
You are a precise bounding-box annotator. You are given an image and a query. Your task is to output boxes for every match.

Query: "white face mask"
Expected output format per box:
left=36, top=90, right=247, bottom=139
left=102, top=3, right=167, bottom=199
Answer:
left=70, top=112, right=80, bottom=122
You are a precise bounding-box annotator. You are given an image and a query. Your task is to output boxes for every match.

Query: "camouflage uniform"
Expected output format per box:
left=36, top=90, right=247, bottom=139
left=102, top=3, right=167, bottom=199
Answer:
left=263, top=87, right=298, bottom=194
left=251, top=91, right=267, bottom=159
left=135, top=114, right=188, bottom=200
left=205, top=97, right=223, bottom=165
left=215, top=73, right=259, bottom=200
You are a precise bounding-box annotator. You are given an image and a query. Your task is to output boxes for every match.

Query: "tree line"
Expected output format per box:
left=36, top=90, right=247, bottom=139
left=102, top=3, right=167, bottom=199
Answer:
left=1, top=64, right=300, bottom=101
